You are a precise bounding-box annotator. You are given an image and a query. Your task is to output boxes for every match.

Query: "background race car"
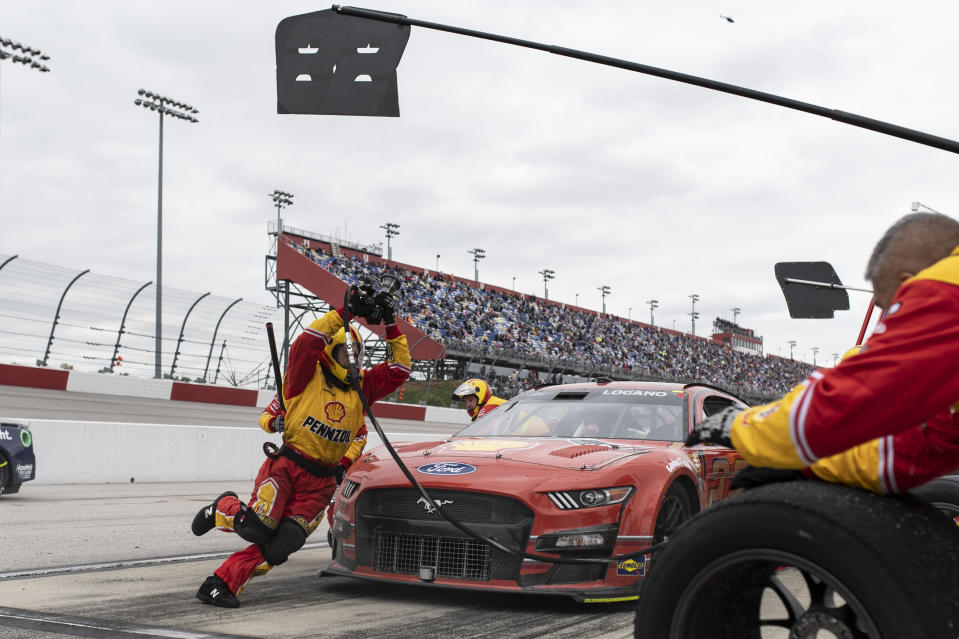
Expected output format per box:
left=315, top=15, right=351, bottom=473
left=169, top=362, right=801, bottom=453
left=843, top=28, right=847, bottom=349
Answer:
left=325, top=380, right=748, bottom=602
left=0, top=420, right=36, bottom=495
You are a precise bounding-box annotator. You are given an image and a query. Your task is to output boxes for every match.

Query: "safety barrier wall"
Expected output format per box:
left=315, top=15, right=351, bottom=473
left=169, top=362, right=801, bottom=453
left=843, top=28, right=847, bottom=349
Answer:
left=0, top=363, right=460, bottom=423
left=426, top=406, right=469, bottom=425
left=10, top=418, right=447, bottom=485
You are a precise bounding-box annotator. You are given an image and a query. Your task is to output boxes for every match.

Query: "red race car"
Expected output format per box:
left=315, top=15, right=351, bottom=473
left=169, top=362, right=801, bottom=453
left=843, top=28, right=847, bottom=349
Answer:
left=324, top=380, right=748, bottom=602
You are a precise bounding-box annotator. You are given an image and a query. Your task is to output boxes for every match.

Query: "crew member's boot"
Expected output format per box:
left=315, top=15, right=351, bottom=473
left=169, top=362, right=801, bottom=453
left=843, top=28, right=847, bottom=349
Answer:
left=191, top=491, right=237, bottom=536
left=195, top=575, right=239, bottom=608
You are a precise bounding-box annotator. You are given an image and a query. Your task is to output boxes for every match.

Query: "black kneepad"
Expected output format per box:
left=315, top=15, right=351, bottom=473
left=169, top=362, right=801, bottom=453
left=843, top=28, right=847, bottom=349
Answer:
left=234, top=508, right=275, bottom=545
left=261, top=518, right=307, bottom=566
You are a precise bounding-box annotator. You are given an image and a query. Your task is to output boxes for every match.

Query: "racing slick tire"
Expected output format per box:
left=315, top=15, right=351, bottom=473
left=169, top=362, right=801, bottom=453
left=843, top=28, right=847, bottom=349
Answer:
left=911, top=474, right=959, bottom=525
left=652, top=482, right=693, bottom=544
left=634, top=480, right=959, bottom=639
left=0, top=451, right=19, bottom=496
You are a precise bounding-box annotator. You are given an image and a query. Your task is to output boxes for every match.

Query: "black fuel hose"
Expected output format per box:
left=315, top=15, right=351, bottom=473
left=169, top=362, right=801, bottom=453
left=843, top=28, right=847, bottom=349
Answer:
left=341, top=285, right=667, bottom=566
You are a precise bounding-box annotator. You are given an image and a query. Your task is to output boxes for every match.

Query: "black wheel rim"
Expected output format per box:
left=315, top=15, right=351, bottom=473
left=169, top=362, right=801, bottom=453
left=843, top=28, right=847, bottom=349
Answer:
left=653, top=490, right=690, bottom=543
left=0, top=453, right=10, bottom=490
left=928, top=500, right=959, bottom=526
left=670, top=549, right=881, bottom=639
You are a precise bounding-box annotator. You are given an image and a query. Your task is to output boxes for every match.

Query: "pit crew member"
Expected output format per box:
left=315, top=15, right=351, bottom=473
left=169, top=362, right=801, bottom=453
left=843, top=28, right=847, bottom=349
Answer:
left=453, top=378, right=505, bottom=422
left=191, top=289, right=410, bottom=608
left=689, top=212, right=959, bottom=493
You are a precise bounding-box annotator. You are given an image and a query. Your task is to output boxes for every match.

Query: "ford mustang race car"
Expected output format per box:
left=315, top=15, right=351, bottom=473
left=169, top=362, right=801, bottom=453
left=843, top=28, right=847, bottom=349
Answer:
left=324, top=380, right=748, bottom=602
left=0, top=420, right=36, bottom=495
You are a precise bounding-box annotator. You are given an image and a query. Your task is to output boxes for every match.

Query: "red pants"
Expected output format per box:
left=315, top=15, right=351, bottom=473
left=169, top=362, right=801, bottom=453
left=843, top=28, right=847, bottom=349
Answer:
left=211, top=454, right=336, bottom=595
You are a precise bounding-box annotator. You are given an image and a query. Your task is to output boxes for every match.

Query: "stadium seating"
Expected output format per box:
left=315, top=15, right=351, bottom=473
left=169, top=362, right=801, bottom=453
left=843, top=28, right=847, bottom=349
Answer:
left=292, top=240, right=814, bottom=400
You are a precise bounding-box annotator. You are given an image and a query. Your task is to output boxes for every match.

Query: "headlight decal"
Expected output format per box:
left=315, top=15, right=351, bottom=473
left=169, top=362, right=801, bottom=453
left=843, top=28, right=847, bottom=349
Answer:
left=546, top=491, right=580, bottom=510
left=340, top=479, right=361, bottom=499
left=546, top=486, right=632, bottom=510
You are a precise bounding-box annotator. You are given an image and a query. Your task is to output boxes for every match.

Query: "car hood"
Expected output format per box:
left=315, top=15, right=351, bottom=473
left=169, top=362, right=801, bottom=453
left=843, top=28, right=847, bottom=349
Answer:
left=364, top=436, right=665, bottom=471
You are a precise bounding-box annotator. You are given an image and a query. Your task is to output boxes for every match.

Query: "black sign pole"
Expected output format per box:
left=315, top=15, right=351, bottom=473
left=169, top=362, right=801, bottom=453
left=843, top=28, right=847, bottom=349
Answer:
left=333, top=5, right=959, bottom=155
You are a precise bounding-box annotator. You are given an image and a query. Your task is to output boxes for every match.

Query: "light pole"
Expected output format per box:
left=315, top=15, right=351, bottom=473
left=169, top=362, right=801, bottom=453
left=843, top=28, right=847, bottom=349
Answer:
left=468, top=248, right=485, bottom=281
left=575, top=292, right=579, bottom=306
left=731, top=306, right=741, bottom=325
left=689, top=294, right=700, bottom=336
left=628, top=306, right=632, bottom=321
left=598, top=285, right=611, bottom=314
left=134, top=89, right=199, bottom=379
left=538, top=268, right=555, bottom=299
left=270, top=190, right=294, bottom=241
left=832, top=352, right=840, bottom=367
left=788, top=340, right=797, bottom=360
left=911, top=201, right=942, bottom=214
left=646, top=299, right=659, bottom=326
left=380, top=222, right=400, bottom=260
left=435, top=254, right=440, bottom=271
left=512, top=276, right=516, bottom=290
left=811, top=346, right=819, bottom=366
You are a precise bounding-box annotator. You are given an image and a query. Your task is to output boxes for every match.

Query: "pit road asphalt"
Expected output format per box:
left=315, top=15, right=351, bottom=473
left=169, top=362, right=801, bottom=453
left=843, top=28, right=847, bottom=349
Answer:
left=0, top=387, right=636, bottom=639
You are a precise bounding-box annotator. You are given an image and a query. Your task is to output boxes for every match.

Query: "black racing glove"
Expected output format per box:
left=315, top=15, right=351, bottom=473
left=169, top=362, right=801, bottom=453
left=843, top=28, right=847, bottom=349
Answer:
left=374, top=291, right=396, bottom=325
left=334, top=464, right=347, bottom=485
left=273, top=415, right=285, bottom=434
left=348, top=285, right=377, bottom=321
left=685, top=406, right=741, bottom=448
left=729, top=465, right=805, bottom=491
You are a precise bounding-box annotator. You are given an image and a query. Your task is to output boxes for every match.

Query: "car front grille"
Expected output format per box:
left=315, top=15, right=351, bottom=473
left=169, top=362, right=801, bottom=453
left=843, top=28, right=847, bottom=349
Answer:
left=357, top=488, right=533, bottom=582
left=362, top=488, right=531, bottom=523
left=372, top=531, right=491, bottom=581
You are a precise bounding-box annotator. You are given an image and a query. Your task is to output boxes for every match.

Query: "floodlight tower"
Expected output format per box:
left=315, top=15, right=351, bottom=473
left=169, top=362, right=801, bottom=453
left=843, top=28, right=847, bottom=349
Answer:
left=0, top=37, right=51, bottom=153
left=811, top=346, right=819, bottom=366
left=0, top=38, right=51, bottom=72
left=134, top=89, right=199, bottom=378
left=468, top=248, right=485, bottom=281
left=270, top=190, right=294, bottom=242
left=788, top=340, right=797, bottom=360
left=731, top=306, right=741, bottom=325
left=598, top=285, right=611, bottom=314
left=647, top=299, right=659, bottom=326
left=689, top=294, right=700, bottom=335
left=538, top=268, right=555, bottom=299
left=380, top=222, right=400, bottom=260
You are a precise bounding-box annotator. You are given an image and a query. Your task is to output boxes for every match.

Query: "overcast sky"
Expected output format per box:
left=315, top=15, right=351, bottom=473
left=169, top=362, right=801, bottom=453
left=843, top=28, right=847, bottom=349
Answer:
left=2, top=0, right=958, bottom=369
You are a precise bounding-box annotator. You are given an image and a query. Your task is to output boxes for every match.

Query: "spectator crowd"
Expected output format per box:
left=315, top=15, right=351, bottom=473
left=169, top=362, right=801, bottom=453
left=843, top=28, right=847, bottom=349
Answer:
left=292, top=241, right=816, bottom=400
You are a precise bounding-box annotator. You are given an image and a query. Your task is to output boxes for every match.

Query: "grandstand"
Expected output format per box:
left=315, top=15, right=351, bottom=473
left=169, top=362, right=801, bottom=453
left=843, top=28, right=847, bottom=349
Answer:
left=269, top=228, right=816, bottom=404
left=0, top=228, right=815, bottom=404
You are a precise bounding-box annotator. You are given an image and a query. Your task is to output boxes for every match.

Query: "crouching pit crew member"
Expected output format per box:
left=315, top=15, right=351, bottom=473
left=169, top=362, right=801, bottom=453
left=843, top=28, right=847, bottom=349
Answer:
left=688, top=212, right=959, bottom=494
left=190, top=288, right=410, bottom=608
left=452, top=378, right=505, bottom=421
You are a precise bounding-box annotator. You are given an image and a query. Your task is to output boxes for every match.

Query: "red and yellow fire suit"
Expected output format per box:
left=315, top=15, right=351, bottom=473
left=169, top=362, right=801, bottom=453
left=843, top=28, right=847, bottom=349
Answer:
left=471, top=396, right=506, bottom=421
left=210, top=308, right=410, bottom=595
left=731, top=246, right=959, bottom=493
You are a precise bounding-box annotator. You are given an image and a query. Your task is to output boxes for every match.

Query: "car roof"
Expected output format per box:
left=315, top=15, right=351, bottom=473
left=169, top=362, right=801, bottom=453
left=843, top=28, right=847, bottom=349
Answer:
left=521, top=380, right=746, bottom=403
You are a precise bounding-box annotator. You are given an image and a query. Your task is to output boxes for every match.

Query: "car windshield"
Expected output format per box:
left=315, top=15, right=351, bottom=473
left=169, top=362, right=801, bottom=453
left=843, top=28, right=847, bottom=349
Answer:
left=456, top=389, right=685, bottom=442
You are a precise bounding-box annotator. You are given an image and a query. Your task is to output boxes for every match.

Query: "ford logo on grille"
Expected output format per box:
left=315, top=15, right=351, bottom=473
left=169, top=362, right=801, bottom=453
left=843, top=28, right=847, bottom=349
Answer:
left=416, top=462, right=477, bottom=475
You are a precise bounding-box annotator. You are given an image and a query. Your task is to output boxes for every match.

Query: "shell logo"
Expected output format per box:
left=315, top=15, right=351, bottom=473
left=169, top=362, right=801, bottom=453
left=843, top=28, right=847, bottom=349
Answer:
left=447, top=439, right=532, bottom=453
left=688, top=451, right=703, bottom=473
left=324, top=401, right=347, bottom=423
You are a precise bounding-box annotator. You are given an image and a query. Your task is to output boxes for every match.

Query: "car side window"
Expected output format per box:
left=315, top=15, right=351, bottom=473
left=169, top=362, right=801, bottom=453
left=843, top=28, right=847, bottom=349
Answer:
left=703, top=396, right=737, bottom=417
